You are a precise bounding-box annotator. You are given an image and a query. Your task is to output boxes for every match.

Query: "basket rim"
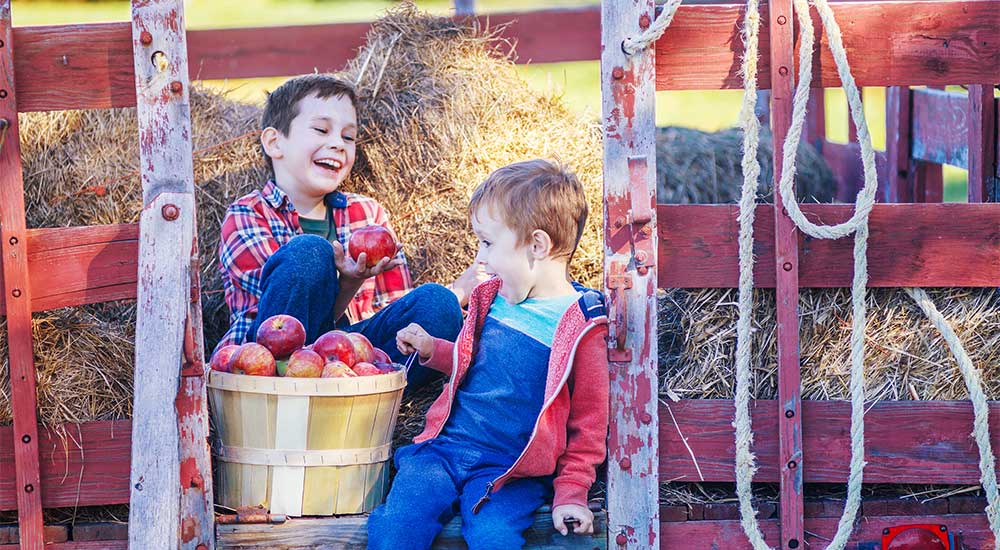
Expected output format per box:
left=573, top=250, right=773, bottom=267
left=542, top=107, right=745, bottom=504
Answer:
left=207, top=368, right=406, bottom=396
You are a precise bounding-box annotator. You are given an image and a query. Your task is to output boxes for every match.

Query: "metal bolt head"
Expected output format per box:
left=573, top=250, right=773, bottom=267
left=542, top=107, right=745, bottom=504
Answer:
left=612, top=67, right=625, bottom=80
left=777, top=15, right=788, bottom=25
left=170, top=81, right=184, bottom=94
left=785, top=409, right=795, bottom=418
left=191, top=473, right=204, bottom=489
left=779, top=66, right=789, bottom=77
left=24, top=484, right=33, bottom=493
left=162, top=204, right=180, bottom=221
left=11, top=288, right=21, bottom=298
left=639, top=13, right=652, bottom=29
left=140, top=31, right=153, bottom=46
left=641, top=412, right=653, bottom=425
left=0, top=89, right=8, bottom=99
left=783, top=262, right=793, bottom=272
left=21, top=434, right=30, bottom=444
left=787, top=460, right=797, bottom=469
left=637, top=265, right=649, bottom=276
left=620, top=457, right=631, bottom=470
left=616, top=533, right=629, bottom=546
left=8, top=236, right=18, bottom=246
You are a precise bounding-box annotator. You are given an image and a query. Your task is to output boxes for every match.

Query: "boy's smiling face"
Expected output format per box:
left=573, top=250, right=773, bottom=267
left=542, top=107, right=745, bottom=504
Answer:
left=472, top=205, right=536, bottom=304
left=263, top=92, right=357, bottom=200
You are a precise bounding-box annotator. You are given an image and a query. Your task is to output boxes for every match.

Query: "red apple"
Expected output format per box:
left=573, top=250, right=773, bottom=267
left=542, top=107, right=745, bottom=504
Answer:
left=371, top=347, right=392, bottom=365
left=313, top=330, right=357, bottom=366
left=232, top=343, right=277, bottom=376
left=285, top=348, right=324, bottom=378
left=375, top=361, right=397, bottom=374
left=351, top=361, right=382, bottom=376
left=321, top=360, right=357, bottom=378
left=211, top=344, right=241, bottom=373
left=348, top=226, right=397, bottom=268
left=346, top=333, right=375, bottom=364
left=256, top=314, right=306, bottom=358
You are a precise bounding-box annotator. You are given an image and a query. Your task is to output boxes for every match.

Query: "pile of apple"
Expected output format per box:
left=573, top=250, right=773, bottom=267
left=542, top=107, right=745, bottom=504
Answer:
left=210, top=314, right=399, bottom=378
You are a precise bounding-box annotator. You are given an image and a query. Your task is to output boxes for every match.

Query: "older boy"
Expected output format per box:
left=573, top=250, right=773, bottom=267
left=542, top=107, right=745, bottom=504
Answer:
left=217, top=74, right=479, bottom=388
left=368, top=160, right=609, bottom=549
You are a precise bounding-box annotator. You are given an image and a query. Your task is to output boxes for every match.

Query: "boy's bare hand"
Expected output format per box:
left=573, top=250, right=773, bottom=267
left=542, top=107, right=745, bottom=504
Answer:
left=449, top=263, right=491, bottom=308
left=396, top=323, right=434, bottom=361
left=332, top=241, right=404, bottom=281
left=552, top=504, right=594, bottom=536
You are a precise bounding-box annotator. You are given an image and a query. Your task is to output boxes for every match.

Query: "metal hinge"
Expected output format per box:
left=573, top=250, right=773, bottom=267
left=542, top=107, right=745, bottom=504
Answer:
left=607, top=261, right=633, bottom=362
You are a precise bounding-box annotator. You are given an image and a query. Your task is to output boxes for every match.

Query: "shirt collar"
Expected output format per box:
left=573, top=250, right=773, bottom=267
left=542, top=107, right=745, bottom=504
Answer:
left=261, top=180, right=348, bottom=211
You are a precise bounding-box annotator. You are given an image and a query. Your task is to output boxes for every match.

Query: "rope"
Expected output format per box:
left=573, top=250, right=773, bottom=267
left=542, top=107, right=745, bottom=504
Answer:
left=621, top=0, right=682, bottom=55
left=621, top=1, right=1000, bottom=547
left=905, top=288, right=1000, bottom=547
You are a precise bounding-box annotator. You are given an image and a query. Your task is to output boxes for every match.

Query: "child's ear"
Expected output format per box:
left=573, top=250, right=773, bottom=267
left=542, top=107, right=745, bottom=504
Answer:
left=260, top=127, right=283, bottom=160
left=529, top=229, right=553, bottom=259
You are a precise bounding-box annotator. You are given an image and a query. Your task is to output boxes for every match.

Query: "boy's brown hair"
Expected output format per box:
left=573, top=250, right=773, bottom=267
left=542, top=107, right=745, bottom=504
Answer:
left=469, top=159, right=588, bottom=261
left=260, top=74, right=359, bottom=174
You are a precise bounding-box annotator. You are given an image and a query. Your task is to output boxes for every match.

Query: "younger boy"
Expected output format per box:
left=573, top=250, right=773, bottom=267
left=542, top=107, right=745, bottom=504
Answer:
left=217, top=74, right=478, bottom=388
left=367, top=160, right=609, bottom=549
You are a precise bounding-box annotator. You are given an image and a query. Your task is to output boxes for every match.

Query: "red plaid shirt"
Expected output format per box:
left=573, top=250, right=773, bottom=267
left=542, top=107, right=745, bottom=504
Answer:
left=217, top=180, right=412, bottom=347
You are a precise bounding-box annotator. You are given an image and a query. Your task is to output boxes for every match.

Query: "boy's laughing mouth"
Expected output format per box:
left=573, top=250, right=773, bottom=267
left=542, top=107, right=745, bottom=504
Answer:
left=314, top=158, right=343, bottom=174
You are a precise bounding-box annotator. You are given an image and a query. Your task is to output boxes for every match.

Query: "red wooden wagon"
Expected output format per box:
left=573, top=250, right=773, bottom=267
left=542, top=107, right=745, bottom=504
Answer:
left=0, top=0, right=997, bottom=548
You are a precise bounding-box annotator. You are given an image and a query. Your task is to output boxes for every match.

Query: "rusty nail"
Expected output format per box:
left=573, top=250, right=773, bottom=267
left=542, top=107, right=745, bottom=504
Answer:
left=785, top=409, right=795, bottom=418
left=9, top=236, right=18, bottom=246
left=140, top=31, right=153, bottom=46
left=779, top=66, right=789, bottom=77
left=162, top=204, right=180, bottom=221
left=614, top=216, right=626, bottom=228
left=641, top=412, right=653, bottom=425
left=777, top=15, right=788, bottom=25
left=612, top=67, right=625, bottom=80
left=0, top=90, right=8, bottom=99
left=639, top=13, right=651, bottom=29
left=788, top=460, right=797, bottom=469
left=21, top=434, right=30, bottom=444
left=616, top=532, right=629, bottom=546
left=620, top=457, right=631, bottom=470
left=11, top=288, right=21, bottom=298
left=24, top=484, right=33, bottom=493
left=782, top=262, right=793, bottom=272
left=171, top=81, right=184, bottom=94
left=191, top=473, right=204, bottom=489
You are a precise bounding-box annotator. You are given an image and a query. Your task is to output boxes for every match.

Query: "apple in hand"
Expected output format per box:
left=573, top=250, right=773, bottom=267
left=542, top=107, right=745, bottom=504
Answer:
left=256, top=314, right=306, bottom=358
left=211, top=344, right=241, bottom=373
left=322, top=360, right=357, bottom=378
left=351, top=361, right=382, bottom=376
left=232, top=343, right=277, bottom=376
left=348, top=226, right=397, bottom=268
left=313, top=330, right=357, bottom=366
left=346, top=332, right=375, bottom=364
left=284, top=348, right=324, bottom=378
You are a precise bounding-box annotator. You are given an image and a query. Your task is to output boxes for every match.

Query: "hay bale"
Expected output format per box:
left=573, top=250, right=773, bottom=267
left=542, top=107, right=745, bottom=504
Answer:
left=659, top=287, right=1000, bottom=401
left=655, top=126, right=835, bottom=204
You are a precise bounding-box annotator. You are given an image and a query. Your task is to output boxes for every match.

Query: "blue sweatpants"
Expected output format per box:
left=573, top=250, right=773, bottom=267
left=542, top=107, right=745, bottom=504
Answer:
left=246, top=234, right=463, bottom=392
left=367, top=440, right=550, bottom=550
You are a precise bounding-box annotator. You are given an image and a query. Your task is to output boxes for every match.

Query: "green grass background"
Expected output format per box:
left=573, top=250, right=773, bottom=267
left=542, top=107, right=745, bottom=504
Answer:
left=12, top=0, right=968, bottom=200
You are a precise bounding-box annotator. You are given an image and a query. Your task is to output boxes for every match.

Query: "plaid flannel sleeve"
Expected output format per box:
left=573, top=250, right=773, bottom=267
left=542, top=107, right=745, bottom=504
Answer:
left=217, top=203, right=282, bottom=347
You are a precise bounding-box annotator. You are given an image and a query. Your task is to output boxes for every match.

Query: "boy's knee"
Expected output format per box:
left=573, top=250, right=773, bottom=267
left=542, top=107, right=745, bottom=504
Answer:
left=267, top=235, right=335, bottom=282
left=409, top=284, right=463, bottom=336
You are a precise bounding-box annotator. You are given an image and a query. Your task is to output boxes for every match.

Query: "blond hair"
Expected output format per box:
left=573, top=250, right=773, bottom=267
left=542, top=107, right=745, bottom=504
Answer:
left=469, top=159, right=588, bottom=261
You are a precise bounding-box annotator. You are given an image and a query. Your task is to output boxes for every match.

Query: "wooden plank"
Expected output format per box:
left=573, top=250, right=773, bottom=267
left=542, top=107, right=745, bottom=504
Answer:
left=662, top=514, right=995, bottom=549
left=767, top=0, right=803, bottom=546
left=655, top=1, right=1000, bottom=90
left=128, top=1, right=203, bottom=550
left=968, top=84, right=998, bottom=203
left=602, top=0, right=659, bottom=548
left=216, top=508, right=608, bottom=549
left=822, top=141, right=888, bottom=203
left=0, top=421, right=131, bottom=510
left=884, top=86, right=912, bottom=202
left=70, top=522, right=129, bottom=542
left=657, top=203, right=1000, bottom=288
left=0, top=224, right=139, bottom=313
left=911, top=87, right=970, bottom=168
left=0, top=543, right=127, bottom=550
left=0, top=4, right=44, bottom=549
left=663, top=400, right=1000, bottom=485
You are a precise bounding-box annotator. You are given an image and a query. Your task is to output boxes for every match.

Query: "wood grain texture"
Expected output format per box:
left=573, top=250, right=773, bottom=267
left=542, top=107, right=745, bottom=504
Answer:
left=657, top=204, right=1000, bottom=288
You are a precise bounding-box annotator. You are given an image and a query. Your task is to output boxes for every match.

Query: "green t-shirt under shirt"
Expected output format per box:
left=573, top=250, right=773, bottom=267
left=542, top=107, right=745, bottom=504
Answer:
left=298, top=210, right=333, bottom=241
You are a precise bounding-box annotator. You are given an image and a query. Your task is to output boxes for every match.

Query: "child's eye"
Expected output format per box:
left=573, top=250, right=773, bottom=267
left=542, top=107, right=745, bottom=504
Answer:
left=313, top=127, right=328, bottom=135
left=343, top=135, right=356, bottom=142
left=480, top=240, right=491, bottom=248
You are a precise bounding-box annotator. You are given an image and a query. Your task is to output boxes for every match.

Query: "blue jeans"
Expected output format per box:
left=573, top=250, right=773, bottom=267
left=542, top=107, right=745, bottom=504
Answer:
left=367, top=440, right=550, bottom=550
left=247, top=234, right=463, bottom=392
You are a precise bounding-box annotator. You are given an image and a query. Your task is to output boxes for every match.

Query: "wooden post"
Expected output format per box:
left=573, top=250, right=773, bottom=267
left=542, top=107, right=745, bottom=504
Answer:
left=884, top=86, right=911, bottom=203
left=968, top=84, right=998, bottom=203
left=0, top=3, right=45, bottom=549
left=602, top=0, right=659, bottom=548
left=129, top=1, right=212, bottom=549
left=454, top=0, right=475, bottom=16
left=768, top=0, right=804, bottom=548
